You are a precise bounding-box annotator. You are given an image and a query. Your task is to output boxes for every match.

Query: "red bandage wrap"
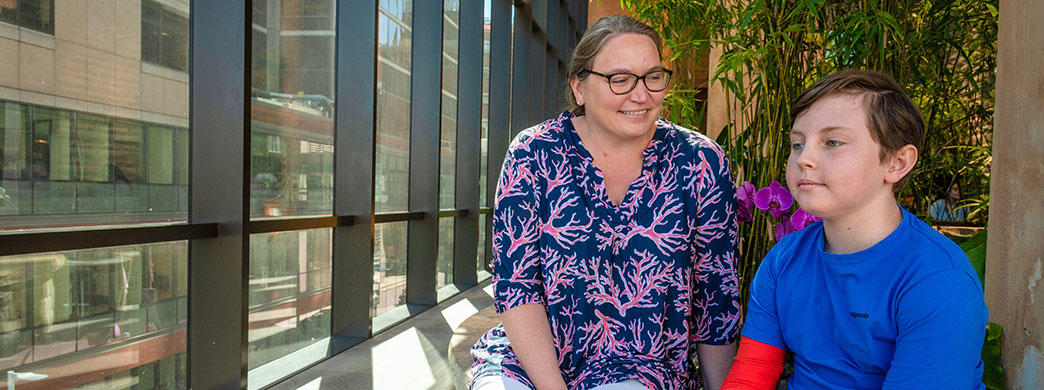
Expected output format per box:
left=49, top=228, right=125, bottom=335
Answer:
left=721, top=336, right=786, bottom=390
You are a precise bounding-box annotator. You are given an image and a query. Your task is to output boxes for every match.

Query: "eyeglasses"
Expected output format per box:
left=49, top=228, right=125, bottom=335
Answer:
left=582, top=69, right=673, bottom=95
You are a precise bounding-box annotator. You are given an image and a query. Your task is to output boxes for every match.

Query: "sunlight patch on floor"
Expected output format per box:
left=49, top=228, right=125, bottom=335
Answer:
left=441, top=298, right=479, bottom=330
left=371, top=327, right=435, bottom=389
left=294, top=377, right=322, bottom=390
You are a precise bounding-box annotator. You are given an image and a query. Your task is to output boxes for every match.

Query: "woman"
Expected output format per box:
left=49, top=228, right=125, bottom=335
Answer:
left=930, top=181, right=966, bottom=222
left=471, top=15, right=740, bottom=390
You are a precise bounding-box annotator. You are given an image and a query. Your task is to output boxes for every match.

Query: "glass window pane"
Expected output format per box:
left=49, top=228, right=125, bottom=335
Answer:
left=373, top=222, right=407, bottom=318
left=0, top=242, right=187, bottom=386
left=375, top=4, right=412, bottom=213
left=248, top=228, right=332, bottom=380
left=379, top=0, right=412, bottom=26
left=477, top=214, right=488, bottom=275
left=1, top=0, right=55, bottom=35
left=437, top=217, right=453, bottom=291
left=0, top=0, right=189, bottom=229
left=114, top=120, right=147, bottom=213
left=480, top=4, right=491, bottom=208
left=439, top=0, right=459, bottom=211
left=142, top=1, right=189, bottom=72
left=249, top=0, right=336, bottom=219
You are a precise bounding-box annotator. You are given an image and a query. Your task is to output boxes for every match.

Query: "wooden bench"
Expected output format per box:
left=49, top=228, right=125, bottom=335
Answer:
left=447, top=305, right=500, bottom=389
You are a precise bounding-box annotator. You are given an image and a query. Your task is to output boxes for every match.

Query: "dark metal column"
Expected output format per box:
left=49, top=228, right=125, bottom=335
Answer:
left=546, top=46, right=558, bottom=115
left=533, top=0, right=548, bottom=32
left=486, top=0, right=513, bottom=270
left=188, top=1, right=247, bottom=388
left=331, top=0, right=376, bottom=350
left=529, top=32, right=546, bottom=124
left=453, top=0, right=484, bottom=287
left=406, top=0, right=443, bottom=306
left=510, top=5, right=532, bottom=137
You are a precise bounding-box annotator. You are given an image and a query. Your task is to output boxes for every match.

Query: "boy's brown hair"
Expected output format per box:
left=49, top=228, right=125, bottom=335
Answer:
left=791, top=70, right=925, bottom=192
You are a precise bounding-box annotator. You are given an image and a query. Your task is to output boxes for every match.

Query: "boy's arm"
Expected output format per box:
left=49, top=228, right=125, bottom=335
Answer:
left=883, top=269, right=987, bottom=389
left=721, top=337, right=785, bottom=390
left=722, top=229, right=789, bottom=389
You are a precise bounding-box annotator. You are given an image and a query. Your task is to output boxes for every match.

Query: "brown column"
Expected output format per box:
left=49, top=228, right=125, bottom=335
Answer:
left=586, top=1, right=626, bottom=26
left=705, top=45, right=727, bottom=141
left=985, top=0, right=1044, bottom=388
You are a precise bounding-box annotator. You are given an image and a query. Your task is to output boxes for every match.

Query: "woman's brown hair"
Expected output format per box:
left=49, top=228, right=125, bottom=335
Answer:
left=564, top=15, right=662, bottom=115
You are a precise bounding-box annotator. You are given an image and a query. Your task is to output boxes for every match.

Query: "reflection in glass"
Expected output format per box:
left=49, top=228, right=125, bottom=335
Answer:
left=142, top=0, right=190, bottom=72
left=478, top=214, right=488, bottom=275
left=373, top=222, right=408, bottom=318
left=440, top=0, right=460, bottom=210
left=437, top=217, right=454, bottom=291
left=480, top=4, right=492, bottom=209
left=0, top=242, right=187, bottom=386
left=435, top=0, right=460, bottom=292
left=248, top=229, right=332, bottom=374
left=79, top=352, right=187, bottom=389
left=375, top=1, right=413, bottom=212
left=249, top=0, right=336, bottom=218
left=0, top=0, right=192, bottom=387
left=0, top=102, right=189, bottom=228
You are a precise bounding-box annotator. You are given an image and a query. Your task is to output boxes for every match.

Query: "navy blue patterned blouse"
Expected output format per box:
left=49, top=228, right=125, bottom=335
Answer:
left=471, top=112, right=740, bottom=389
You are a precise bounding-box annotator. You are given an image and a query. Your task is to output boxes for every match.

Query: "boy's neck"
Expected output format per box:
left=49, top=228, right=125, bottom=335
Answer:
left=821, top=199, right=904, bottom=255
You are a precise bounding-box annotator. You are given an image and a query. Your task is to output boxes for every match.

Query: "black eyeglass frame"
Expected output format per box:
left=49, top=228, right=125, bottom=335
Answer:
left=581, top=68, right=674, bottom=95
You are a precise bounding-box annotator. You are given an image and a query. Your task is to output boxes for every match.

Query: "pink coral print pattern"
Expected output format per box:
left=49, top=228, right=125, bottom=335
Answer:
left=471, top=112, right=740, bottom=389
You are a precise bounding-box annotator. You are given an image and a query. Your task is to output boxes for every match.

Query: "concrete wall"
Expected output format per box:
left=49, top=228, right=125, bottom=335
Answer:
left=985, top=0, right=1044, bottom=388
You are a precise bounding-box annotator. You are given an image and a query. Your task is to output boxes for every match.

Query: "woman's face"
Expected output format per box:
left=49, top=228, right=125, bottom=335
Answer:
left=571, top=33, right=666, bottom=142
left=949, top=183, right=961, bottom=200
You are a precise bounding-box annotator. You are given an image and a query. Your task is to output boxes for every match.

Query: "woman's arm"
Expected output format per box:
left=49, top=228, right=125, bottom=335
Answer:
left=501, top=303, right=568, bottom=390
left=697, top=342, right=738, bottom=390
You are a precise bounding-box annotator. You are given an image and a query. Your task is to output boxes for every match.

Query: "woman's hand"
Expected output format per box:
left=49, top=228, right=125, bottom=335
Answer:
left=501, top=303, right=569, bottom=390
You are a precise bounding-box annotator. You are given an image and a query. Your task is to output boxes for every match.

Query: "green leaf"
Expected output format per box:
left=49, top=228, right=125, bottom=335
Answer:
left=982, top=322, right=1005, bottom=389
left=986, top=322, right=1002, bottom=341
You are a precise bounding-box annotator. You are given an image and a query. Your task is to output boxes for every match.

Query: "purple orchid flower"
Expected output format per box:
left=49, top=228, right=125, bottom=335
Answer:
left=790, top=208, right=822, bottom=231
left=754, top=181, right=794, bottom=219
left=775, top=220, right=796, bottom=241
left=736, top=181, right=756, bottom=223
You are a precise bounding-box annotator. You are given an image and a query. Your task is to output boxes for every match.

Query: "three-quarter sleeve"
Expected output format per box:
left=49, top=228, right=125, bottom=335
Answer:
left=690, top=146, right=741, bottom=344
left=491, top=145, right=546, bottom=313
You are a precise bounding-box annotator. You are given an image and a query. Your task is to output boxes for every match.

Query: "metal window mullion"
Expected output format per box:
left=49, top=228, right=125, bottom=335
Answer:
left=546, top=0, right=558, bottom=58
left=405, top=0, right=443, bottom=307
left=533, top=0, right=547, bottom=33
left=485, top=0, right=512, bottom=271
left=579, top=1, right=588, bottom=36
left=331, top=0, right=377, bottom=348
left=510, top=7, right=531, bottom=139
left=546, top=46, right=557, bottom=116
left=528, top=29, right=545, bottom=124
left=188, top=1, right=248, bottom=388
left=452, top=0, right=483, bottom=287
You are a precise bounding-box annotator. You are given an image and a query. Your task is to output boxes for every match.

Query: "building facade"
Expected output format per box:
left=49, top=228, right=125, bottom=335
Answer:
left=0, top=0, right=584, bottom=389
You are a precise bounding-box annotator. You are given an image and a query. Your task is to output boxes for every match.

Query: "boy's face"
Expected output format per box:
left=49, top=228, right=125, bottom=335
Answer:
left=786, top=94, right=898, bottom=221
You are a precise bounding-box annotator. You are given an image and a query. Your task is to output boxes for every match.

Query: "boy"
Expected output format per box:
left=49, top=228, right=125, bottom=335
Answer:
left=721, top=70, right=987, bottom=389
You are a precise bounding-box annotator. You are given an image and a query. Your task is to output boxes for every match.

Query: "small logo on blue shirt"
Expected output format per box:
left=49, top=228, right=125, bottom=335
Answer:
left=850, top=312, right=870, bottom=319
